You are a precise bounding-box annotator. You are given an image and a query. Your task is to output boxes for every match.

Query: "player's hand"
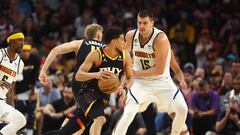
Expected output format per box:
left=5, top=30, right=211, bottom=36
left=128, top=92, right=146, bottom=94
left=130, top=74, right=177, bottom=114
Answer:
left=118, top=88, right=127, bottom=108
left=96, top=71, right=112, bottom=81
left=39, top=72, right=48, bottom=86
left=0, top=81, right=12, bottom=90
left=115, top=85, right=123, bottom=95
left=180, top=80, right=188, bottom=90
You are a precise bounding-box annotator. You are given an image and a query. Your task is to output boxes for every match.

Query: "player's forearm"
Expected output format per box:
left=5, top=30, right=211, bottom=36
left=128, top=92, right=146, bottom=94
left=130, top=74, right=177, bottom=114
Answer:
left=170, top=50, right=184, bottom=82
left=41, top=49, right=58, bottom=73
left=174, top=70, right=184, bottom=83
left=125, top=76, right=133, bottom=89
left=75, top=71, right=97, bottom=81
left=134, top=67, right=164, bottom=77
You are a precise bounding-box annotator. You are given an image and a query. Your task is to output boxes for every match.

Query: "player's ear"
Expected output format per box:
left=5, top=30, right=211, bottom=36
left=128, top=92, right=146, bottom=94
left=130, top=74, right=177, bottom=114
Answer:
left=110, top=39, right=116, bottom=45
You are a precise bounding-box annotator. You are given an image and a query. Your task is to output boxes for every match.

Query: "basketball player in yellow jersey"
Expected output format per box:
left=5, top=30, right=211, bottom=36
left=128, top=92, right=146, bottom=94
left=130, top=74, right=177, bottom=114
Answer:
left=113, top=10, right=189, bottom=135
left=0, top=32, right=26, bottom=135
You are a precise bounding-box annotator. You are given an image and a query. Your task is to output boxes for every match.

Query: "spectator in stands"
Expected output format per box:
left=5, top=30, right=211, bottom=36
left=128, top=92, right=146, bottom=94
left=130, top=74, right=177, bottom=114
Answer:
left=195, top=67, right=205, bottom=79
left=210, top=70, right=223, bottom=93
left=206, top=98, right=240, bottom=135
left=36, top=77, right=61, bottom=135
left=190, top=79, right=220, bottom=135
left=219, top=72, right=233, bottom=96
left=42, top=84, right=76, bottom=133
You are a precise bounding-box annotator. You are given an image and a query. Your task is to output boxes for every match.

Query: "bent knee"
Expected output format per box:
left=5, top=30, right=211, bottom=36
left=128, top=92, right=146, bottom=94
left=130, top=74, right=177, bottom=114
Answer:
left=175, top=103, right=188, bottom=116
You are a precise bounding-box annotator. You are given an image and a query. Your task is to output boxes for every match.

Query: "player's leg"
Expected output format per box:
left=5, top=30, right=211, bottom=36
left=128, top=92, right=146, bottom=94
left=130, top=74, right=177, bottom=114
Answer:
left=113, top=80, right=151, bottom=135
left=0, top=103, right=26, bottom=135
left=169, top=89, right=188, bottom=135
left=86, top=99, right=107, bottom=135
left=169, top=113, right=189, bottom=135
left=46, top=108, right=89, bottom=135
left=59, top=118, right=90, bottom=135
left=112, top=95, right=140, bottom=135
left=90, top=116, right=106, bottom=135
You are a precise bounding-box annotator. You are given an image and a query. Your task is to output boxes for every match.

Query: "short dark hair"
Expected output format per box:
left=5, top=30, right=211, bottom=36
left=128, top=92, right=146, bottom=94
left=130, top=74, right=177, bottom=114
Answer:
left=199, top=79, right=210, bottom=88
left=103, top=26, right=124, bottom=44
left=138, top=10, right=154, bottom=20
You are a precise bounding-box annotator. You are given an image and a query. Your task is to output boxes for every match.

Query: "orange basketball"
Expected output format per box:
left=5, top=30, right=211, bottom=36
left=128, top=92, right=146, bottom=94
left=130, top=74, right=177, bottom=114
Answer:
left=98, top=74, right=120, bottom=94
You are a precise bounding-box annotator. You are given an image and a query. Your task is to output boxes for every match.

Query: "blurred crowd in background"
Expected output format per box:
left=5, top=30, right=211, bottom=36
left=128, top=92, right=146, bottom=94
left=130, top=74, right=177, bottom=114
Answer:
left=0, top=0, right=239, bottom=135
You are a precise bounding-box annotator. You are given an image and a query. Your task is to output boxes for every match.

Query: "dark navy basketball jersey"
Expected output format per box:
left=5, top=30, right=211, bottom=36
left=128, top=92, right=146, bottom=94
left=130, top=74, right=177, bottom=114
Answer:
left=75, top=39, right=105, bottom=71
left=96, top=48, right=125, bottom=79
left=72, top=39, right=104, bottom=93
left=88, top=47, right=126, bottom=100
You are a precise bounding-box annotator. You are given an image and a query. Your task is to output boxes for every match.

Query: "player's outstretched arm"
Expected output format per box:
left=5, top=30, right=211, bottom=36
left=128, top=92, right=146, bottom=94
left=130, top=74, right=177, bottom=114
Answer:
left=39, top=40, right=83, bottom=85
left=75, top=51, right=112, bottom=81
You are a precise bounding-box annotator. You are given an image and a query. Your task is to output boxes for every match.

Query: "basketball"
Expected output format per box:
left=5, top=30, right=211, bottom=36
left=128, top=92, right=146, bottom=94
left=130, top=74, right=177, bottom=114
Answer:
left=98, top=74, right=120, bottom=94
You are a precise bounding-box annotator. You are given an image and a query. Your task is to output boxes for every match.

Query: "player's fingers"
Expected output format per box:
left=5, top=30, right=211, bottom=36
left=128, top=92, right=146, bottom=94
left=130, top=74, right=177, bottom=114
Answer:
left=102, top=71, right=113, bottom=76
left=101, top=74, right=111, bottom=79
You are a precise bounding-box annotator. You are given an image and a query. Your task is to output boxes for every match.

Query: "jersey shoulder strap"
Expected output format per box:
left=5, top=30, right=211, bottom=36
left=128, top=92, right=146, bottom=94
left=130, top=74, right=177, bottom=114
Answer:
left=0, top=49, right=4, bottom=63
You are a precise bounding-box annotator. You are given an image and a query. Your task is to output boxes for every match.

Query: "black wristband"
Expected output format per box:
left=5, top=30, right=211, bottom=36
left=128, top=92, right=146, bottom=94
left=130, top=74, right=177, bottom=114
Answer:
left=123, top=87, right=128, bottom=94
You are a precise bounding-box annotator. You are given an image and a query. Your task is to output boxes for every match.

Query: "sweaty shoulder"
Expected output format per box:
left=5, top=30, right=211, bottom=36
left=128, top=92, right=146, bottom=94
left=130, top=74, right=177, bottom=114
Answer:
left=126, top=30, right=136, bottom=40
left=125, top=29, right=137, bottom=52
left=155, top=32, right=170, bottom=43
left=153, top=32, right=170, bottom=50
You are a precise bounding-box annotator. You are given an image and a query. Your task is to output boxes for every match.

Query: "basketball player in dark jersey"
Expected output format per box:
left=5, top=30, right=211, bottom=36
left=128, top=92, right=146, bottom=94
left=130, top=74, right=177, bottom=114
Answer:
left=74, top=26, right=133, bottom=135
left=39, top=24, right=104, bottom=134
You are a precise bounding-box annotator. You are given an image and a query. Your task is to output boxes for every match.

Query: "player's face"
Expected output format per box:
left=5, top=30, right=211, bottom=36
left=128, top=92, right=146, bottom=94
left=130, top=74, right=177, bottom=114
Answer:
left=137, top=16, right=154, bottom=35
left=96, top=30, right=103, bottom=41
left=12, top=38, right=24, bottom=53
left=115, top=34, right=125, bottom=51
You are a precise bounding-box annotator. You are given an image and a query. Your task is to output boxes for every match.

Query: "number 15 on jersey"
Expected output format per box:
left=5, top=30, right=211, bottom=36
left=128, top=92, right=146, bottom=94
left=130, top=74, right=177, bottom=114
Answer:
left=140, top=59, right=150, bottom=70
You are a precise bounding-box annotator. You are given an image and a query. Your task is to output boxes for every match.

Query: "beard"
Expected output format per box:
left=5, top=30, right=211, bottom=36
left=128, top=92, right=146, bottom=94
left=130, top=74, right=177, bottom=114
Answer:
left=15, top=48, right=22, bottom=53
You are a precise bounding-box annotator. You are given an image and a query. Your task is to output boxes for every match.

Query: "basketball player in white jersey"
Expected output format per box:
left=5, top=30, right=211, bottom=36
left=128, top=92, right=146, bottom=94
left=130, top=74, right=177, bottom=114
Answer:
left=112, top=10, right=188, bottom=135
left=0, top=32, right=26, bottom=135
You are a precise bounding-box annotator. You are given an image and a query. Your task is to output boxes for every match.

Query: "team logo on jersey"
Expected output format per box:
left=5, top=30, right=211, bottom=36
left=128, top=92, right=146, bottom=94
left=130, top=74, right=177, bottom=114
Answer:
left=148, top=44, right=152, bottom=49
left=134, top=39, right=138, bottom=43
left=103, top=58, right=107, bottom=62
left=118, top=55, right=123, bottom=61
